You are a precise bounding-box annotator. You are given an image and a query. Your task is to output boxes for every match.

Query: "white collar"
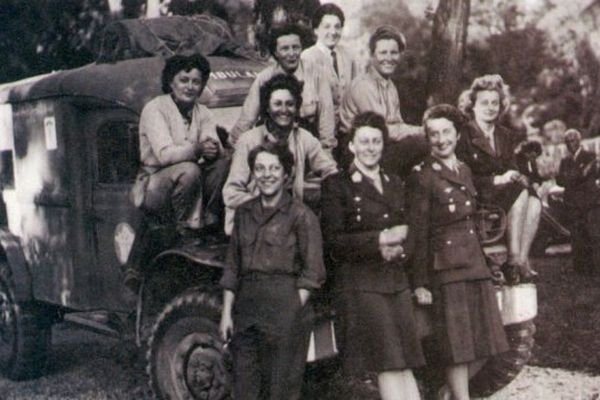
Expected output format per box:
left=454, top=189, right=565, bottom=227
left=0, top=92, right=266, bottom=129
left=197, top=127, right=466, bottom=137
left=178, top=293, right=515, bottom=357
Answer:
left=353, top=160, right=381, bottom=181
left=316, top=41, right=337, bottom=57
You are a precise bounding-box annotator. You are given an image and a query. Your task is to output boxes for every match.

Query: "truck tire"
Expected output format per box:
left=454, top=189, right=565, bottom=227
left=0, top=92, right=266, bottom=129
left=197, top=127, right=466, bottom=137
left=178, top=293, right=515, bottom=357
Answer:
left=469, top=320, right=535, bottom=397
left=0, top=262, right=52, bottom=380
left=147, top=288, right=231, bottom=400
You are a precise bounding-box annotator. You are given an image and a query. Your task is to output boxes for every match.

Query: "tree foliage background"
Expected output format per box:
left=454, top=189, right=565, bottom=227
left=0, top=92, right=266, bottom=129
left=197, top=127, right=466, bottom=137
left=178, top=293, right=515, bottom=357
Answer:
left=1, top=0, right=600, bottom=136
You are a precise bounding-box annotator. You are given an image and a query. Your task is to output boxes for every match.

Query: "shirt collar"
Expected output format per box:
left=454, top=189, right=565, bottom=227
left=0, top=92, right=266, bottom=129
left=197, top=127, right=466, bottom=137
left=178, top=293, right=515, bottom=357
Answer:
left=250, top=190, right=293, bottom=222
left=274, top=60, right=306, bottom=81
left=368, top=65, right=391, bottom=84
left=316, top=42, right=335, bottom=57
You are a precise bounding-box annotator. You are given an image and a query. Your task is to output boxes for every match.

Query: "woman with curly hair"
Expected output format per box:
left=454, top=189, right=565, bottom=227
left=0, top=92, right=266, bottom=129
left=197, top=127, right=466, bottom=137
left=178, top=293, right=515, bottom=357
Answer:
left=457, top=74, right=540, bottom=280
left=223, top=73, right=337, bottom=234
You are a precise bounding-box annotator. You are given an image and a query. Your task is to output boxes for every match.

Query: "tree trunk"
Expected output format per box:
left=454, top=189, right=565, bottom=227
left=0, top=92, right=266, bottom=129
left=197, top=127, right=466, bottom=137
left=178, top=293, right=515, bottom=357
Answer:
left=427, top=0, right=471, bottom=106
left=107, top=0, right=123, bottom=16
left=146, top=0, right=161, bottom=18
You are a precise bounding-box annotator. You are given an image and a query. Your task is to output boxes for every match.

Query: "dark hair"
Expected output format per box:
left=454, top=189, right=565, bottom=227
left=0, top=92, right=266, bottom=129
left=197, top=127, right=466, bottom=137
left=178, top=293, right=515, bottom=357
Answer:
left=422, top=104, right=466, bottom=136
left=312, top=3, right=345, bottom=29
left=349, top=111, right=389, bottom=147
left=248, top=142, right=295, bottom=177
left=369, top=25, right=406, bottom=54
left=161, top=54, right=211, bottom=94
left=268, top=23, right=306, bottom=57
left=259, top=74, right=303, bottom=123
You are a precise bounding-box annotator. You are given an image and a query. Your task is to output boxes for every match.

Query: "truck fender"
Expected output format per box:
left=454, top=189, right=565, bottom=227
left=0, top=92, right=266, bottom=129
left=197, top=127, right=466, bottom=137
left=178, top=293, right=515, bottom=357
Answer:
left=0, top=229, right=33, bottom=302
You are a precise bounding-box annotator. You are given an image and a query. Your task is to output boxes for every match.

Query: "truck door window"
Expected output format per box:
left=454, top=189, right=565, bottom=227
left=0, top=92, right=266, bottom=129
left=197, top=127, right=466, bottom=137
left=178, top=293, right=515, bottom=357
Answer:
left=96, top=120, right=139, bottom=184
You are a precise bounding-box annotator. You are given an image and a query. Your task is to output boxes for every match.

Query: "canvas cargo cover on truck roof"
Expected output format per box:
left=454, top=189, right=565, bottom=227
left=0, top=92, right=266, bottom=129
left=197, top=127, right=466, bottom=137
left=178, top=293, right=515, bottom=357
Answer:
left=0, top=55, right=266, bottom=112
left=0, top=15, right=267, bottom=112
left=96, top=14, right=258, bottom=63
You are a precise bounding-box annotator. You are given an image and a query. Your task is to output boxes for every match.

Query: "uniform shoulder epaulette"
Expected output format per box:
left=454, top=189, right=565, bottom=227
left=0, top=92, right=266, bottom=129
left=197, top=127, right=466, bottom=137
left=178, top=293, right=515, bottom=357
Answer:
left=412, top=162, right=425, bottom=173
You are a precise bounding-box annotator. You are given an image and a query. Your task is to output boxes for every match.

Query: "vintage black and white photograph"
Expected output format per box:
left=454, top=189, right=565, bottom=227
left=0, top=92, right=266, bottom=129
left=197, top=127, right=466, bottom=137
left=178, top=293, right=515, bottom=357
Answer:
left=0, top=0, right=599, bottom=398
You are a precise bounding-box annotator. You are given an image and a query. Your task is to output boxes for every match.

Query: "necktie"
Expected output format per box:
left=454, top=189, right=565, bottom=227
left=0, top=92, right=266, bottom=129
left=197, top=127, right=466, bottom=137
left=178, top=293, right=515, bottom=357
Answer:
left=331, top=50, right=339, bottom=77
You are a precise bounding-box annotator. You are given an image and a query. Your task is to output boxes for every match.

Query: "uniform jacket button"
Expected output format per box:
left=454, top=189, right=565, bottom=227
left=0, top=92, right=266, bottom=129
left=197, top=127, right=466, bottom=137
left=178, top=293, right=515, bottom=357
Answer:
left=465, top=200, right=471, bottom=206
left=469, top=229, right=474, bottom=234
left=383, top=213, right=389, bottom=219
left=446, top=240, right=452, bottom=245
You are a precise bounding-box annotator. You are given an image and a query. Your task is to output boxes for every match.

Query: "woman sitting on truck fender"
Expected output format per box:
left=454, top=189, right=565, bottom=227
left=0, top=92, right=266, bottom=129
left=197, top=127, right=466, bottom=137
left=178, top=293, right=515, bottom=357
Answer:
left=456, top=74, right=540, bottom=281
left=131, top=53, right=230, bottom=238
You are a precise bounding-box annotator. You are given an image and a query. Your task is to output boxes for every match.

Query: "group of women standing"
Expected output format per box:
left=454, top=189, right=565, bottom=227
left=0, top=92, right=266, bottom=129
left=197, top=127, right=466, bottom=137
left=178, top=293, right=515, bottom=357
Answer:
left=321, top=99, right=512, bottom=399
left=133, top=4, right=542, bottom=399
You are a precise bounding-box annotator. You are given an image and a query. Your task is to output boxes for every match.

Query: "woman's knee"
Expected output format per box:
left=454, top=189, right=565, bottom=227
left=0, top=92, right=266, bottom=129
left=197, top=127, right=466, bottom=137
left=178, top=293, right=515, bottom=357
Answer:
left=175, top=161, right=202, bottom=183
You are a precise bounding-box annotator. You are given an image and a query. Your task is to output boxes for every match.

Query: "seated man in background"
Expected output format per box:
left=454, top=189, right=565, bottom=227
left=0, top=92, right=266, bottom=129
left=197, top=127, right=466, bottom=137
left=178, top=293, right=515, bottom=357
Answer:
left=556, top=129, right=599, bottom=275
left=223, top=74, right=337, bottom=235
left=339, top=25, right=427, bottom=176
left=229, top=23, right=336, bottom=154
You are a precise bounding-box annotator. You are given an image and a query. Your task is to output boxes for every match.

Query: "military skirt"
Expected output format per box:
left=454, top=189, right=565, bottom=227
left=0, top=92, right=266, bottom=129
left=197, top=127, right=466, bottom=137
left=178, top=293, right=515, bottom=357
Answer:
left=336, top=288, right=426, bottom=374
left=431, top=278, right=509, bottom=364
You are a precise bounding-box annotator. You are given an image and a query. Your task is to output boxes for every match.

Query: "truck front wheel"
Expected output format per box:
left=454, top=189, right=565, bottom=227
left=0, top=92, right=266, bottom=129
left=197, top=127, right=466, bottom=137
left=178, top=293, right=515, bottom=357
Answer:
left=147, top=288, right=231, bottom=400
left=0, top=262, right=52, bottom=380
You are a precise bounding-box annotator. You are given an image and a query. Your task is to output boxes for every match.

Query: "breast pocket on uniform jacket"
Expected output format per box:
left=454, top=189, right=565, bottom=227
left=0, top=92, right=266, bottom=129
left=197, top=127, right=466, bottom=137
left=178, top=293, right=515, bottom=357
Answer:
left=432, top=227, right=482, bottom=271
left=262, top=230, right=297, bottom=268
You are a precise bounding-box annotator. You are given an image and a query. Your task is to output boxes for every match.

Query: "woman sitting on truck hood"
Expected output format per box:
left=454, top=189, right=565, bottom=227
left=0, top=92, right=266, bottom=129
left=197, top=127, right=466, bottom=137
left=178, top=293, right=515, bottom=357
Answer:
left=132, top=53, right=230, bottom=238
left=222, top=73, right=337, bottom=235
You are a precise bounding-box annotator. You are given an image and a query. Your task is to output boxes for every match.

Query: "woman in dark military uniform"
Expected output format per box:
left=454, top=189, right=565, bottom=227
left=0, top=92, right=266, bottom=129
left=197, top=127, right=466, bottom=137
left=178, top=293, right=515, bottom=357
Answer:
left=456, top=74, right=540, bottom=280
left=321, top=111, right=424, bottom=400
left=409, top=105, right=508, bottom=400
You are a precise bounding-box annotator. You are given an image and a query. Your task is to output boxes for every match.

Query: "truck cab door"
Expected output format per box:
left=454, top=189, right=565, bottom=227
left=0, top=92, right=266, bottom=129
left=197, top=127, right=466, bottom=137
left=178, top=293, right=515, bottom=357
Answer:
left=83, top=109, right=140, bottom=311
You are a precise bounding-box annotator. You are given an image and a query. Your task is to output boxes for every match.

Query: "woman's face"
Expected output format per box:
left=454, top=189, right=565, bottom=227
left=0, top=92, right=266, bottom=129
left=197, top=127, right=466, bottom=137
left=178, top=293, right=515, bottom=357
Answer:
left=472, top=89, right=501, bottom=124
left=253, top=151, right=288, bottom=199
left=314, top=14, right=342, bottom=49
left=274, top=34, right=302, bottom=73
left=371, top=39, right=401, bottom=79
left=267, top=89, right=297, bottom=129
left=169, top=68, right=204, bottom=104
left=426, top=117, right=459, bottom=160
left=349, top=126, right=384, bottom=169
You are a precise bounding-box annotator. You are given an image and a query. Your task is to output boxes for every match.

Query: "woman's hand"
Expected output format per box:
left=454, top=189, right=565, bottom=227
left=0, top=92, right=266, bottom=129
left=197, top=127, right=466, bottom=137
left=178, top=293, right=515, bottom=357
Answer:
left=414, top=287, right=433, bottom=305
left=298, top=288, right=311, bottom=307
left=220, top=290, right=235, bottom=343
left=219, top=313, right=233, bottom=342
left=494, top=170, right=521, bottom=186
left=379, top=244, right=405, bottom=262
left=199, top=138, right=219, bottom=160
left=379, top=225, right=408, bottom=246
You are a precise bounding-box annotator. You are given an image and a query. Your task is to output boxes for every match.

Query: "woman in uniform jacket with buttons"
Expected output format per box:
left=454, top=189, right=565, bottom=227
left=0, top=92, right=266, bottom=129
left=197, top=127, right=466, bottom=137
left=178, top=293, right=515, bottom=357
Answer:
left=456, top=74, right=540, bottom=280
left=409, top=105, right=508, bottom=400
left=321, top=111, right=425, bottom=400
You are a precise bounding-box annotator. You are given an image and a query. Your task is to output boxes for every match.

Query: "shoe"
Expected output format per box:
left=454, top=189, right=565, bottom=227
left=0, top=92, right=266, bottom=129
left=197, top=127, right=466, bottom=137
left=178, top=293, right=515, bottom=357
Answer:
left=519, top=260, right=538, bottom=283
left=490, top=264, right=506, bottom=286
left=123, top=268, right=142, bottom=293
left=501, top=262, right=521, bottom=285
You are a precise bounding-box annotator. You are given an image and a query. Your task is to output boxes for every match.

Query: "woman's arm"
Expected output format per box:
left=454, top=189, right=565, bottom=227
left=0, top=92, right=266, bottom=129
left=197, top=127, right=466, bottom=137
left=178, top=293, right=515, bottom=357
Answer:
left=406, top=169, right=432, bottom=289
left=320, top=175, right=384, bottom=262
left=222, top=136, right=257, bottom=210
left=219, top=290, right=235, bottom=342
left=140, top=101, right=200, bottom=165
left=296, top=208, right=327, bottom=291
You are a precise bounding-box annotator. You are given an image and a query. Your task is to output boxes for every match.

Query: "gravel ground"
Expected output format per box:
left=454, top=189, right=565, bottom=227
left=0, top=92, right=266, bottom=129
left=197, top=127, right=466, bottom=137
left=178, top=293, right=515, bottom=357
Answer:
left=0, top=324, right=597, bottom=399
left=1, top=255, right=599, bottom=399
